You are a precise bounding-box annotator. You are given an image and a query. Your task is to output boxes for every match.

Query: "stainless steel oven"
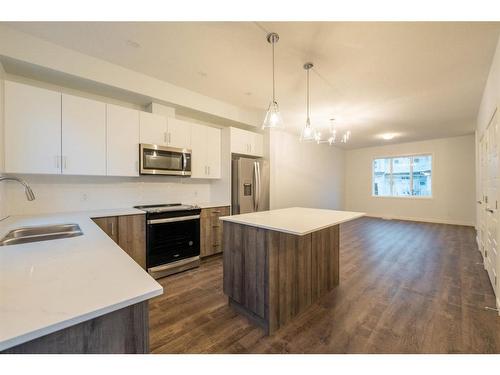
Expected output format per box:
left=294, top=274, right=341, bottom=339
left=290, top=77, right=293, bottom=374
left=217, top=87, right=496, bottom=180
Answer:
left=134, top=204, right=201, bottom=279
left=139, top=143, right=191, bottom=176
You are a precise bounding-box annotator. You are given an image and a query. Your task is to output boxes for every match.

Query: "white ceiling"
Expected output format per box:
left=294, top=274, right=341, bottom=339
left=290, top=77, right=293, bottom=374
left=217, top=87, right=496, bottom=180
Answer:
left=4, top=22, right=500, bottom=148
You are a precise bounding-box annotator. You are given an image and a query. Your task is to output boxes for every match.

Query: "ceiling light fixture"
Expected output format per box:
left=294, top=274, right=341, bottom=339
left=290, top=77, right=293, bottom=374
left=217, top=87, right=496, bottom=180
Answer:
left=300, top=62, right=317, bottom=142
left=126, top=39, right=141, bottom=48
left=381, top=133, right=396, bottom=140
left=262, top=32, right=284, bottom=130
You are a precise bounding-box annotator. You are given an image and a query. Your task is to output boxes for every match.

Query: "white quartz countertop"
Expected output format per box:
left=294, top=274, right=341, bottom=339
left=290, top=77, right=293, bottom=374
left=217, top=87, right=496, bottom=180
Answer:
left=195, top=202, right=231, bottom=209
left=220, top=207, right=365, bottom=235
left=0, top=209, right=163, bottom=351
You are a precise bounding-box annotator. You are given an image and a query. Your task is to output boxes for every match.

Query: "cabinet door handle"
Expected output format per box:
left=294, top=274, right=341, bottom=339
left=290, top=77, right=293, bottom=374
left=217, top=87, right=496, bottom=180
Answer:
left=109, top=222, right=116, bottom=236
left=55, top=156, right=60, bottom=170
left=164, top=132, right=167, bottom=144
left=208, top=166, right=210, bottom=175
left=168, top=132, right=172, bottom=144
left=63, top=156, right=68, bottom=170
left=486, top=208, right=494, bottom=213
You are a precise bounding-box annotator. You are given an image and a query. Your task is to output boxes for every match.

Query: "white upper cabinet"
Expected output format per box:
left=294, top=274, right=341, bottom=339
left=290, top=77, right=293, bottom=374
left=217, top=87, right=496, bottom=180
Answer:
left=139, top=111, right=167, bottom=146
left=139, top=112, right=191, bottom=149
left=4, top=81, right=62, bottom=174
left=167, top=118, right=191, bottom=149
left=230, top=127, right=264, bottom=157
left=107, top=104, right=140, bottom=177
left=191, top=124, right=221, bottom=179
left=205, top=126, right=221, bottom=178
left=61, top=94, right=106, bottom=176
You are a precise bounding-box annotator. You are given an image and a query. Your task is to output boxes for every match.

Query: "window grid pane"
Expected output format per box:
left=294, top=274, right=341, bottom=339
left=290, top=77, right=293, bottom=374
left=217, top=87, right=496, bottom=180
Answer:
left=372, top=154, right=432, bottom=198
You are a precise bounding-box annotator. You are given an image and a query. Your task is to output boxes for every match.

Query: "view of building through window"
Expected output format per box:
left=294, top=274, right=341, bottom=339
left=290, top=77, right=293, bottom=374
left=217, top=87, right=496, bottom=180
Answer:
left=373, top=155, right=432, bottom=197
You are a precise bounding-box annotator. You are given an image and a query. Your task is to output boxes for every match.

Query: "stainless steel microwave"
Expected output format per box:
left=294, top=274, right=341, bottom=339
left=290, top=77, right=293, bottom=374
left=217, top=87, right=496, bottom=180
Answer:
left=139, top=144, right=192, bottom=176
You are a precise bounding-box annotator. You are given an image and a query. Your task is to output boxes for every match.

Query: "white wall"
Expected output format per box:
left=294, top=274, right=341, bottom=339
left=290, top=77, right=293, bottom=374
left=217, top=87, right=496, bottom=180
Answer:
left=269, top=130, right=345, bottom=210
left=477, top=37, right=500, bottom=136
left=345, top=135, right=476, bottom=226
left=0, top=62, right=7, bottom=220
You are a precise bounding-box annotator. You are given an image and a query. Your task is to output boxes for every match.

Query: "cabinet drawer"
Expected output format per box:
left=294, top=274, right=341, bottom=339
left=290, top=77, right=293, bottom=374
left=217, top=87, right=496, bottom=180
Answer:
left=207, top=206, right=230, bottom=217
left=200, top=206, right=230, bottom=258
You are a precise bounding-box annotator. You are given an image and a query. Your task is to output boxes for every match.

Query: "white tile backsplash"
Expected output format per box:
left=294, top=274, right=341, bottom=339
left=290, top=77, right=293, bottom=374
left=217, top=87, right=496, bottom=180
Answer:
left=5, top=175, right=213, bottom=215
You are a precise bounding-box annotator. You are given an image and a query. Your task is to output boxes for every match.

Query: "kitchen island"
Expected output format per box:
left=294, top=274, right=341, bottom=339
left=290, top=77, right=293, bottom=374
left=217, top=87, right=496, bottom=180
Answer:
left=220, top=207, right=364, bottom=334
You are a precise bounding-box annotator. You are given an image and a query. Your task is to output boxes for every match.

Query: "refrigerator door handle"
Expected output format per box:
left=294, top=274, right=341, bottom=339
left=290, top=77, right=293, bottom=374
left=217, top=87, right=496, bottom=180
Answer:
left=254, top=161, right=261, bottom=212
left=252, top=161, right=257, bottom=211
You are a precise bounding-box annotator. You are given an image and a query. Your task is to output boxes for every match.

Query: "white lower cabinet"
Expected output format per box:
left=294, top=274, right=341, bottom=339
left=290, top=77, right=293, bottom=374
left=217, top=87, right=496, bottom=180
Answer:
left=61, top=94, right=106, bottom=176
left=107, top=104, right=140, bottom=177
left=191, top=124, right=221, bottom=179
left=4, top=81, right=62, bottom=174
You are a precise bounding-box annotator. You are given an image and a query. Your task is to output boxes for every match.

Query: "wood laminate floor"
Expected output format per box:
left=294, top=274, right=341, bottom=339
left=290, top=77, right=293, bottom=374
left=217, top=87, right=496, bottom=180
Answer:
left=149, top=217, right=500, bottom=353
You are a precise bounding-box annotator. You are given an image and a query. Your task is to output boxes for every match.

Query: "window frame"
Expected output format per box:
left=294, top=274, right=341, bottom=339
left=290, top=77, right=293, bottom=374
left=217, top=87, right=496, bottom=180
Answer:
left=371, top=152, right=434, bottom=199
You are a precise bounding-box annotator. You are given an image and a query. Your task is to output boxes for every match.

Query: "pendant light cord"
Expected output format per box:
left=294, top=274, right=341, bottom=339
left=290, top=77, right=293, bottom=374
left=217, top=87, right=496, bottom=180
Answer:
left=306, top=68, right=310, bottom=121
left=272, top=40, right=276, bottom=102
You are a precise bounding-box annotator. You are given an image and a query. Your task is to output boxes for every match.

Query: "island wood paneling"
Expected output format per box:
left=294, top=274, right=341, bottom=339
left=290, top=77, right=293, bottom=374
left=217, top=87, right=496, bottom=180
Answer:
left=223, top=222, right=266, bottom=313
left=2, top=302, right=149, bottom=354
left=223, top=222, right=339, bottom=334
left=311, top=225, right=339, bottom=300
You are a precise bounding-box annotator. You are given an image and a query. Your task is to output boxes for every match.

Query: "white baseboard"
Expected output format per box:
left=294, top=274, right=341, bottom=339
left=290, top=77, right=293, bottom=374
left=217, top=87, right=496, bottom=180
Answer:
left=365, top=213, right=475, bottom=227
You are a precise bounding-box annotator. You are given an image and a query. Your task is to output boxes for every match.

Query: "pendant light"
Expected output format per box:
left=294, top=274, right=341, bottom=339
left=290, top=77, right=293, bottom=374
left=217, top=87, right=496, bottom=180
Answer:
left=300, top=62, right=317, bottom=142
left=262, top=32, right=284, bottom=129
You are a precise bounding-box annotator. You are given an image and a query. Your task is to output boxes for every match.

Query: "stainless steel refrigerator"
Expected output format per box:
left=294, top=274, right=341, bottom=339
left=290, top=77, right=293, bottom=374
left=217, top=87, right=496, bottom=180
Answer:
left=231, top=156, right=269, bottom=215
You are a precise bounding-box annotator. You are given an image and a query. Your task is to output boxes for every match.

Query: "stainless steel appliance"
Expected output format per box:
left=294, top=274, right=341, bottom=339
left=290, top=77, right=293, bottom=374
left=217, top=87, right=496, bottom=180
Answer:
left=231, top=156, right=269, bottom=214
left=134, top=203, right=201, bottom=279
left=139, top=143, right=191, bottom=176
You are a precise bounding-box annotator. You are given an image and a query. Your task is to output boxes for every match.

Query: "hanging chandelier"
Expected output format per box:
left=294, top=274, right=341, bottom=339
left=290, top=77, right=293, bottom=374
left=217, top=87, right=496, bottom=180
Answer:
left=300, top=62, right=317, bottom=142
left=262, top=32, right=284, bottom=130
left=314, top=119, right=351, bottom=145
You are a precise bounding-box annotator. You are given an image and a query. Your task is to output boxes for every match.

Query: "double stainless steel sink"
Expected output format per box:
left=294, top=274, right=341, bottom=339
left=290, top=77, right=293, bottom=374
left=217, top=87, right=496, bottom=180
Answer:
left=0, top=224, right=83, bottom=246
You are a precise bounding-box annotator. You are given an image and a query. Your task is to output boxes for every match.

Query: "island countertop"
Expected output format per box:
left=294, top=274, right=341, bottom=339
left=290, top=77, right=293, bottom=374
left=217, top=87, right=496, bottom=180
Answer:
left=219, top=207, right=365, bottom=236
left=0, top=209, right=163, bottom=351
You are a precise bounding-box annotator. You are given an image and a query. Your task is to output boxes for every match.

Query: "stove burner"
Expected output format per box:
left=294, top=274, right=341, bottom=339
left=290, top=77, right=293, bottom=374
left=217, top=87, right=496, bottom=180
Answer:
left=133, top=203, right=199, bottom=214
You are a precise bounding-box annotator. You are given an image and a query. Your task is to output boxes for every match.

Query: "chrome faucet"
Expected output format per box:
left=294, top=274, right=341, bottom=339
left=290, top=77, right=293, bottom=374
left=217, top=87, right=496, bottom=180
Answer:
left=0, top=175, right=36, bottom=201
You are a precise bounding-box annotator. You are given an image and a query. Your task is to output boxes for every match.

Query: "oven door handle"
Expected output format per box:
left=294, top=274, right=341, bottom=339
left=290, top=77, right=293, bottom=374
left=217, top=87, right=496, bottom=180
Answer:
left=148, top=215, right=200, bottom=224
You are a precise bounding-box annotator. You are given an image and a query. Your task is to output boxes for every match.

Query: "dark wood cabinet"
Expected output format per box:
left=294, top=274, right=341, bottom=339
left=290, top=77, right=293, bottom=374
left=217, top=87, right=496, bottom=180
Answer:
left=92, top=216, right=119, bottom=243
left=92, top=214, right=146, bottom=269
left=200, top=206, right=230, bottom=258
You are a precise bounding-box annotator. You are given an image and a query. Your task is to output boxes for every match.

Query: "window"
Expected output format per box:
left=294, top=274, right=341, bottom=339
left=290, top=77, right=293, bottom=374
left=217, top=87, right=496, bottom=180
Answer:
left=372, top=154, right=432, bottom=197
